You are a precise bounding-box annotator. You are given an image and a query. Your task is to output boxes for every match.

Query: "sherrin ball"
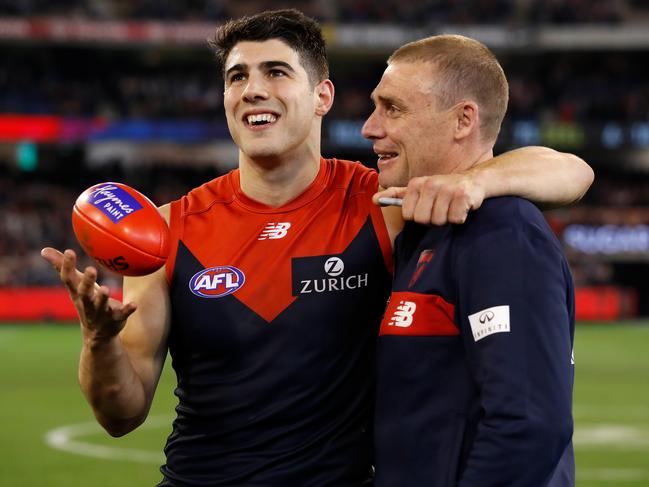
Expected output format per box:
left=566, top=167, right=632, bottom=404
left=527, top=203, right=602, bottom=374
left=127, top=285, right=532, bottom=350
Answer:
left=71, top=182, right=170, bottom=276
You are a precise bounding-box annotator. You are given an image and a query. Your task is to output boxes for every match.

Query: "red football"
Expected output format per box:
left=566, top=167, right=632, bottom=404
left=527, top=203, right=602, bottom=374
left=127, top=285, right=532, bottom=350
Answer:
left=71, top=182, right=170, bottom=276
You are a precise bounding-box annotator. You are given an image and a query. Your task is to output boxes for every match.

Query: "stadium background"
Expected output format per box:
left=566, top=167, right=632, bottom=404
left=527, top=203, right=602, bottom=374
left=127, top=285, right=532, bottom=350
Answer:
left=1, top=1, right=648, bottom=485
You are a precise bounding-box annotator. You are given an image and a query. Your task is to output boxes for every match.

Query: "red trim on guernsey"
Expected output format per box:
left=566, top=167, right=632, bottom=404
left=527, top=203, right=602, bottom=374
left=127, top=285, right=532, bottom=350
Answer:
left=165, top=199, right=182, bottom=284
left=369, top=199, right=394, bottom=275
left=380, top=291, right=458, bottom=336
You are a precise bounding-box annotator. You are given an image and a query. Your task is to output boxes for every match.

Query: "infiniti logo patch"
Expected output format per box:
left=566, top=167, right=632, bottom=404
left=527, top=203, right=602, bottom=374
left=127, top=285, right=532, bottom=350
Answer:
left=468, top=305, right=510, bottom=342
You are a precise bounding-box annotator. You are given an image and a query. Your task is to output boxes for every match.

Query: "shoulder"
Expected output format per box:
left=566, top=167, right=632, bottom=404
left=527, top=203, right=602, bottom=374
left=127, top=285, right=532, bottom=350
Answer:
left=462, top=196, right=547, bottom=233
left=174, top=171, right=236, bottom=215
left=325, top=158, right=378, bottom=193
left=455, top=196, right=561, bottom=252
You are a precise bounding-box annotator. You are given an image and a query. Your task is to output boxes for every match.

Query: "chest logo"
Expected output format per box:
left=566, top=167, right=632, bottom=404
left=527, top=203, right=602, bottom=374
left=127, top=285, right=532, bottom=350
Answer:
left=293, top=255, right=369, bottom=295
left=409, top=249, right=435, bottom=288
left=258, top=222, right=291, bottom=240
left=387, top=300, right=417, bottom=328
left=324, top=257, right=344, bottom=276
left=189, top=266, right=246, bottom=298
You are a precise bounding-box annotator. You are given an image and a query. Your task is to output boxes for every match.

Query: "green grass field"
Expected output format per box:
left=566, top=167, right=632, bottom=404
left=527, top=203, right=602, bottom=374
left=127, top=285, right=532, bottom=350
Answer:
left=1, top=322, right=648, bottom=486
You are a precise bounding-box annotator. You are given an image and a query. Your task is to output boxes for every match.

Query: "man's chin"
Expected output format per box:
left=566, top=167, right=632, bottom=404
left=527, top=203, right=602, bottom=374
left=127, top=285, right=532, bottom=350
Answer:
left=243, top=146, right=282, bottom=161
left=378, top=172, right=407, bottom=189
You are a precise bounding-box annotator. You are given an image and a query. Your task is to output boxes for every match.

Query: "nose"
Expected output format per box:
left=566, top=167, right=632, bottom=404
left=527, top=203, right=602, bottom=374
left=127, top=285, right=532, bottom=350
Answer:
left=241, top=73, right=269, bottom=102
left=362, top=109, right=383, bottom=140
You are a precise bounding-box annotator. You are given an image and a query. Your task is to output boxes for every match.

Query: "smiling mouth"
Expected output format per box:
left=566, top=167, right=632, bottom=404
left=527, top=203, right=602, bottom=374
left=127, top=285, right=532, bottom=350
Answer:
left=377, top=153, right=398, bottom=163
left=244, top=113, right=278, bottom=127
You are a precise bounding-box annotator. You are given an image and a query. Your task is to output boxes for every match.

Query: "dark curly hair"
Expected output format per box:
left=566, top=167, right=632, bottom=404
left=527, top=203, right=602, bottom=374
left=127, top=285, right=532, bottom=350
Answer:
left=209, top=9, right=329, bottom=86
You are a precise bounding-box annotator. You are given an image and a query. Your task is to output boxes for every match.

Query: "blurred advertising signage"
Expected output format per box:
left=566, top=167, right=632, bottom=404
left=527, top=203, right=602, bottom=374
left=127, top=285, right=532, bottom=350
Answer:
left=0, top=115, right=106, bottom=143
left=330, top=119, right=649, bottom=151
left=507, top=120, right=649, bottom=150
left=563, top=224, right=649, bottom=257
left=0, top=115, right=60, bottom=142
left=0, top=18, right=214, bottom=45
left=0, top=115, right=228, bottom=143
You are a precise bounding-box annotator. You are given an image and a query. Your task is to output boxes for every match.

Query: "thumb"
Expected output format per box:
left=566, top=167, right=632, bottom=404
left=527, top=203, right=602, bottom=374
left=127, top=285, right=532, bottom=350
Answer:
left=373, top=186, right=407, bottom=206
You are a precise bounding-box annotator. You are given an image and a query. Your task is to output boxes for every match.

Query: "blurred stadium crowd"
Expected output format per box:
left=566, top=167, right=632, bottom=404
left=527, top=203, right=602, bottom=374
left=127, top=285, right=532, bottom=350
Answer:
left=1, top=49, right=648, bottom=123
left=0, top=0, right=647, bottom=24
left=1, top=1, right=648, bottom=317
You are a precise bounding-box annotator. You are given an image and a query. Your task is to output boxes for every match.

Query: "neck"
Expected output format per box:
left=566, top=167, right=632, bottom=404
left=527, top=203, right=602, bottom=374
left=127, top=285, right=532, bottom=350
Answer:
left=467, top=146, right=494, bottom=169
left=238, top=136, right=322, bottom=207
left=448, top=139, right=494, bottom=173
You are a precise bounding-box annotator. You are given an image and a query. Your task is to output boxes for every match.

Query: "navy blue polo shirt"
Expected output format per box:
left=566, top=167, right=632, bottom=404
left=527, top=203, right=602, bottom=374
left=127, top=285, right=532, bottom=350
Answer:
left=376, top=196, right=575, bottom=487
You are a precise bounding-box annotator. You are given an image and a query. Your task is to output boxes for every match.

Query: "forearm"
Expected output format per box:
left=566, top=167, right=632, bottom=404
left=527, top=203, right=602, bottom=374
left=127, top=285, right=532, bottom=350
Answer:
left=458, top=415, right=572, bottom=486
left=79, top=331, right=150, bottom=437
left=471, top=146, right=594, bottom=208
left=456, top=220, right=575, bottom=485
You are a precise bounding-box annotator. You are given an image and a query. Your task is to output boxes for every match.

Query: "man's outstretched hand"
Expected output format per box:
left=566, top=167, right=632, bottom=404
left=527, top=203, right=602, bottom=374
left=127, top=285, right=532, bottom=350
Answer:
left=41, top=248, right=136, bottom=341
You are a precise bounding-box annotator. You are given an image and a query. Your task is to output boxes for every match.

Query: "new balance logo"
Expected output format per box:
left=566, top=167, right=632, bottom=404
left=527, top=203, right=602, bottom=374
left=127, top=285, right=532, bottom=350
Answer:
left=258, top=222, right=291, bottom=240
left=387, top=301, right=417, bottom=328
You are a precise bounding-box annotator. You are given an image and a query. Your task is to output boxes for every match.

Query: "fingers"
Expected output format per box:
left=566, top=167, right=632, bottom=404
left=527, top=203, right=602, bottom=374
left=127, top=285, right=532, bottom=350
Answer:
left=96, top=285, right=136, bottom=323
left=380, top=174, right=483, bottom=225
left=94, top=285, right=110, bottom=314
left=401, top=180, right=420, bottom=221
left=41, top=247, right=64, bottom=272
left=400, top=175, right=475, bottom=226
left=111, top=301, right=138, bottom=323
left=60, top=249, right=84, bottom=293
left=373, top=186, right=406, bottom=206
left=447, top=197, right=471, bottom=225
left=42, top=247, right=131, bottom=336
left=79, top=265, right=99, bottom=309
left=427, top=186, right=454, bottom=226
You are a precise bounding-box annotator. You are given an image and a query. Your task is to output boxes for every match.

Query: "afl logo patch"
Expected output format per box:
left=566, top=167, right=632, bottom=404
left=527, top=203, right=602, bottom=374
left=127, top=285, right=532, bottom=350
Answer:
left=189, top=266, right=245, bottom=298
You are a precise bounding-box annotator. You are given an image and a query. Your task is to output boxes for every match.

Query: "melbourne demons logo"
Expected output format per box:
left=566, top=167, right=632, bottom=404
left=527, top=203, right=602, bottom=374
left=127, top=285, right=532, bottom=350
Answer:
left=409, top=249, right=435, bottom=288
left=189, top=266, right=246, bottom=298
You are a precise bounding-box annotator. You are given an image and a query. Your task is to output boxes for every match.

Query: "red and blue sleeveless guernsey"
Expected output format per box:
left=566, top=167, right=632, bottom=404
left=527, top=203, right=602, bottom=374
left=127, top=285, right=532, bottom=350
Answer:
left=159, top=158, right=392, bottom=486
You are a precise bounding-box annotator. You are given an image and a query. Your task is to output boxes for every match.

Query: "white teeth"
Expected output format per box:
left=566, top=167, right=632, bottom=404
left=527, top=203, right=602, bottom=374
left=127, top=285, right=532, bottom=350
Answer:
left=378, top=153, right=397, bottom=159
left=247, top=113, right=277, bottom=124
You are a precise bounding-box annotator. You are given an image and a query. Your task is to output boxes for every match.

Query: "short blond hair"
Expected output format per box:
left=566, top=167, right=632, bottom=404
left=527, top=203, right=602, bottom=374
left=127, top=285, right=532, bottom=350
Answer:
left=389, top=35, right=508, bottom=143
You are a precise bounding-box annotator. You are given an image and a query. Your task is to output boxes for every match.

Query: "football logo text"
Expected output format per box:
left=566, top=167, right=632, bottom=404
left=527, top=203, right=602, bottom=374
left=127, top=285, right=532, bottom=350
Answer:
left=190, top=266, right=245, bottom=298
left=95, top=256, right=129, bottom=272
left=86, top=184, right=143, bottom=224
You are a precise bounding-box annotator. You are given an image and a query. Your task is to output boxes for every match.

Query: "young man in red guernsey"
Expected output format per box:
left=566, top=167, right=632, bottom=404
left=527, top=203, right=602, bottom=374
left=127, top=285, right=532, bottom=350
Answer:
left=42, top=10, right=593, bottom=486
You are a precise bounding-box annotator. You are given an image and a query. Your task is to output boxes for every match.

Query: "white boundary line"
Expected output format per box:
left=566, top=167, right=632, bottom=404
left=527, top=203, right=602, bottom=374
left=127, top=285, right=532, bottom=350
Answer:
left=44, top=415, right=170, bottom=464
left=44, top=419, right=649, bottom=481
left=574, top=424, right=649, bottom=449
left=579, top=468, right=649, bottom=481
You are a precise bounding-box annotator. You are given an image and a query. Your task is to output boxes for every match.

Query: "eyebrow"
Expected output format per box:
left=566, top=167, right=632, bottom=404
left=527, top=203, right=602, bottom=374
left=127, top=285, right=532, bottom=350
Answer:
left=225, top=60, right=296, bottom=79
left=372, top=93, right=404, bottom=108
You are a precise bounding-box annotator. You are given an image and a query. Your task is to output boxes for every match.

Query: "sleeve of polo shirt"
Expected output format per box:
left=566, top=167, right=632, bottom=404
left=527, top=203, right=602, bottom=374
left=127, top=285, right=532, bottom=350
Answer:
left=454, top=216, right=574, bottom=487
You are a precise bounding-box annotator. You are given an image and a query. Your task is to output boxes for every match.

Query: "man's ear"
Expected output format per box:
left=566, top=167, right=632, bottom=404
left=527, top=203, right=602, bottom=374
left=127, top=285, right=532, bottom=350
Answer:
left=315, top=79, right=335, bottom=116
left=454, top=100, right=479, bottom=141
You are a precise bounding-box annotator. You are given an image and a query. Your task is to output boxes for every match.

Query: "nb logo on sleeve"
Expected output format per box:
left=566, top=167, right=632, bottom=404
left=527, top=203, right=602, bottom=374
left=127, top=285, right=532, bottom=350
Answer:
left=387, top=301, right=417, bottom=328
left=258, top=222, right=291, bottom=240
